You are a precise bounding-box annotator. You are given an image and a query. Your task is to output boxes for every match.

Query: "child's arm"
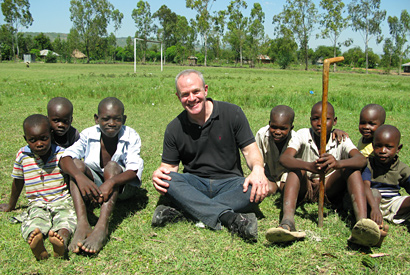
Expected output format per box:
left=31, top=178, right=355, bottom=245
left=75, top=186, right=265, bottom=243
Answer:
left=0, top=179, right=24, bottom=212
left=99, top=170, right=138, bottom=202
left=280, top=147, right=320, bottom=174
left=363, top=180, right=383, bottom=225
left=316, top=149, right=367, bottom=173
left=59, top=156, right=101, bottom=202
left=332, top=129, right=349, bottom=143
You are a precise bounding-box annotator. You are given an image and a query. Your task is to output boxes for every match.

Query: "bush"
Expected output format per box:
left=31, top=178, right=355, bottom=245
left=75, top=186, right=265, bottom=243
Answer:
left=45, top=51, right=57, bottom=63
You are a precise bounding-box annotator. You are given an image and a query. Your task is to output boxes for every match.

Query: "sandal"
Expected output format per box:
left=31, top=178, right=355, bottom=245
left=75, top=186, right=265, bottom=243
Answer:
left=266, top=219, right=306, bottom=243
left=348, top=218, right=380, bottom=247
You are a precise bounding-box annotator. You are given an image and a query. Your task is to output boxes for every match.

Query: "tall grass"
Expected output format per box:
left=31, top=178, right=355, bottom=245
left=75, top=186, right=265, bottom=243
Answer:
left=1, top=63, right=410, bottom=274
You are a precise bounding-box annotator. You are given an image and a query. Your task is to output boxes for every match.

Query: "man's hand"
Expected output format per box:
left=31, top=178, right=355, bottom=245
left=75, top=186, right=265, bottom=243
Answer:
left=0, top=203, right=13, bottom=212
left=243, top=165, right=268, bottom=203
left=152, top=167, right=173, bottom=195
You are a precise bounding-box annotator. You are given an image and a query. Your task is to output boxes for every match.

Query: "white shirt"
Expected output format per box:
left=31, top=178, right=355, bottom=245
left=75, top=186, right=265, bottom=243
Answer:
left=63, top=125, right=144, bottom=185
left=288, top=128, right=357, bottom=178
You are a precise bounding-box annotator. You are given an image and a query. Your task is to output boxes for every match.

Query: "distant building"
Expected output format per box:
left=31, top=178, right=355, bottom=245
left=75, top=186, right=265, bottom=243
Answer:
left=402, top=62, right=410, bottom=73
left=187, top=56, right=197, bottom=66
left=23, top=54, right=36, bottom=63
left=258, top=55, right=271, bottom=64
left=71, top=49, right=87, bottom=59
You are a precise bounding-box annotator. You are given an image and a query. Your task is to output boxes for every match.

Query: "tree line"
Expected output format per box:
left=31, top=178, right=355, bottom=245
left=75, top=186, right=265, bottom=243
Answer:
left=1, top=0, right=409, bottom=74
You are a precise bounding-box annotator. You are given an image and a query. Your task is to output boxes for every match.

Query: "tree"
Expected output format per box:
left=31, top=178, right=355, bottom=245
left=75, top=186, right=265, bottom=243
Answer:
left=318, top=0, right=351, bottom=72
left=312, top=45, right=341, bottom=64
left=269, top=27, right=298, bottom=69
left=153, top=5, right=177, bottom=49
left=0, top=24, right=14, bottom=60
left=225, top=0, right=248, bottom=66
left=387, top=10, right=410, bottom=75
left=380, top=38, right=395, bottom=70
left=186, top=0, right=216, bottom=66
left=69, top=0, right=123, bottom=63
left=273, top=0, right=317, bottom=71
left=342, top=46, right=364, bottom=67
left=208, top=10, right=226, bottom=63
left=33, top=32, right=52, bottom=50
left=132, top=1, right=156, bottom=63
left=1, top=0, right=33, bottom=59
left=248, top=3, right=265, bottom=66
left=348, top=0, right=386, bottom=74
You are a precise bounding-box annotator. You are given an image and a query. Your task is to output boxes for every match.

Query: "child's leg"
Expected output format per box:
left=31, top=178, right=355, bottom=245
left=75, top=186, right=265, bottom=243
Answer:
left=68, top=159, right=94, bottom=253
left=77, top=161, right=121, bottom=253
left=267, top=180, right=278, bottom=195
left=395, top=197, right=410, bottom=217
left=28, top=228, right=49, bottom=260
left=280, top=170, right=307, bottom=228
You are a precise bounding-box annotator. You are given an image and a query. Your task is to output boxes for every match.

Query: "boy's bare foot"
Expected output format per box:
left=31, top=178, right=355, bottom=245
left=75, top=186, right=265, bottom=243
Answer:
left=77, top=226, right=108, bottom=254
left=374, top=223, right=389, bottom=247
left=69, top=224, right=93, bottom=253
left=28, top=228, right=49, bottom=260
left=49, top=230, right=66, bottom=258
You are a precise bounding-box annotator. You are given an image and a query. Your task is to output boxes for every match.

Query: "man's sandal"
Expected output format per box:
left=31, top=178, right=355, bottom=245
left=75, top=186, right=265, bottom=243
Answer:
left=265, top=219, right=306, bottom=243
left=348, top=218, right=381, bottom=247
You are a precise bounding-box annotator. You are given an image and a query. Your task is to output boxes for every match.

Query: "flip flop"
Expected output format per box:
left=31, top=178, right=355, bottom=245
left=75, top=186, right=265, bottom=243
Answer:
left=266, top=220, right=306, bottom=243
left=348, top=218, right=381, bottom=247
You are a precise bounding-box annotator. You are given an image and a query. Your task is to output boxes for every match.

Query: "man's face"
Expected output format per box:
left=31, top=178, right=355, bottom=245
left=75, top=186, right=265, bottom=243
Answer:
left=269, top=114, right=293, bottom=144
left=24, top=123, right=52, bottom=156
left=48, top=105, right=73, bottom=137
left=310, top=104, right=336, bottom=137
left=373, top=131, right=401, bottom=164
left=94, top=103, right=125, bottom=138
left=359, top=109, right=383, bottom=142
left=176, top=73, right=208, bottom=117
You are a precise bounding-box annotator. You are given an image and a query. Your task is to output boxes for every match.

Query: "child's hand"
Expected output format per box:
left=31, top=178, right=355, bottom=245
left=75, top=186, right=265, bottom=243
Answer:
left=0, top=203, right=13, bottom=212
left=316, top=153, right=339, bottom=173
left=75, top=174, right=101, bottom=203
left=370, top=208, right=383, bottom=225
left=98, top=180, right=115, bottom=203
left=332, top=129, right=349, bottom=143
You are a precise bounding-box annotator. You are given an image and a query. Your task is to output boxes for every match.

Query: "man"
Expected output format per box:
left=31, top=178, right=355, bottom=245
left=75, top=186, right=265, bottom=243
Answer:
left=152, top=69, right=268, bottom=241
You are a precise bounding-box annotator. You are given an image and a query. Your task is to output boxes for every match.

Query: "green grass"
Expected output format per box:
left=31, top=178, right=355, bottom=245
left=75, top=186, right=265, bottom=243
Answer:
left=1, top=63, right=410, bottom=274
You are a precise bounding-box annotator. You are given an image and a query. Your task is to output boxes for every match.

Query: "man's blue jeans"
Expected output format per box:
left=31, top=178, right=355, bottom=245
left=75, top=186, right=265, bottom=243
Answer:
left=165, top=172, right=257, bottom=229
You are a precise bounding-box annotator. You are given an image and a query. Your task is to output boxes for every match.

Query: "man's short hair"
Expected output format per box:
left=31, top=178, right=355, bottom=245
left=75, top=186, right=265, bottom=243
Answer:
left=175, top=69, right=206, bottom=94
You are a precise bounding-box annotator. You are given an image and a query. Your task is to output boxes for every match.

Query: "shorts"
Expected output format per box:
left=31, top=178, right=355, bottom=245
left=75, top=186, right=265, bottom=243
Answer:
left=21, top=197, right=77, bottom=240
left=380, top=195, right=410, bottom=224
left=300, top=175, right=332, bottom=205
left=88, top=165, right=140, bottom=201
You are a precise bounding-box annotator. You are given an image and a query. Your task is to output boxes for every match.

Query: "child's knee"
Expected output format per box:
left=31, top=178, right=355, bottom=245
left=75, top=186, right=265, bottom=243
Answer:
left=103, top=161, right=122, bottom=175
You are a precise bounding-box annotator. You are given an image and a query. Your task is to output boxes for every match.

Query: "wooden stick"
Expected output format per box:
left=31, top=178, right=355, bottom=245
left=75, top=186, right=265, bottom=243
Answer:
left=319, top=56, right=344, bottom=228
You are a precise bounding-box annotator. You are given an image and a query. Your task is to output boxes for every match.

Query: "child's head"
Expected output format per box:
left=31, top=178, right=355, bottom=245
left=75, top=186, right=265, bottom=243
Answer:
left=269, top=105, right=295, bottom=144
left=23, top=114, right=52, bottom=157
left=359, top=104, right=386, bottom=143
left=373, top=124, right=402, bottom=164
left=47, top=97, right=74, bottom=137
left=95, top=97, right=126, bottom=138
left=310, top=101, right=337, bottom=137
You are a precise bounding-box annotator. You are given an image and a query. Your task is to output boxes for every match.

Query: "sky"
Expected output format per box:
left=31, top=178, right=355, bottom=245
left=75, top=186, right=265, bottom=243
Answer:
left=0, top=0, right=408, bottom=54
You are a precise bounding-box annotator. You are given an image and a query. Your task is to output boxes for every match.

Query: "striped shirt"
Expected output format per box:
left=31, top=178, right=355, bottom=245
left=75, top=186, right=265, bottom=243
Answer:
left=362, top=156, right=410, bottom=199
left=11, top=144, right=69, bottom=203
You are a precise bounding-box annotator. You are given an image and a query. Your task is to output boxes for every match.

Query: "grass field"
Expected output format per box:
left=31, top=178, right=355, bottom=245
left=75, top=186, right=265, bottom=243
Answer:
left=1, top=62, right=410, bottom=274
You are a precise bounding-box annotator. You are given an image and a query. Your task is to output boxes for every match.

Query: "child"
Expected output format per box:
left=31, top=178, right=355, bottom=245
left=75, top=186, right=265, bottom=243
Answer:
left=59, top=97, right=144, bottom=254
left=0, top=114, right=76, bottom=260
left=255, top=105, right=296, bottom=194
left=266, top=101, right=381, bottom=247
left=357, top=104, right=386, bottom=157
left=47, top=97, right=80, bottom=148
left=256, top=105, right=349, bottom=195
left=364, top=125, right=410, bottom=224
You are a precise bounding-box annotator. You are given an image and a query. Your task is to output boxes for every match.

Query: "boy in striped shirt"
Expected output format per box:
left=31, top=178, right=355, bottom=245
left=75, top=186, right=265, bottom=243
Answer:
left=363, top=125, right=410, bottom=224
left=0, top=114, right=76, bottom=260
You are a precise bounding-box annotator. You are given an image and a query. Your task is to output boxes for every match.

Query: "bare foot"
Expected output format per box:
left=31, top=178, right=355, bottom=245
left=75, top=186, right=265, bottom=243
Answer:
left=49, top=230, right=67, bottom=258
left=28, top=228, right=49, bottom=260
left=69, top=223, right=93, bottom=253
left=78, top=226, right=108, bottom=254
